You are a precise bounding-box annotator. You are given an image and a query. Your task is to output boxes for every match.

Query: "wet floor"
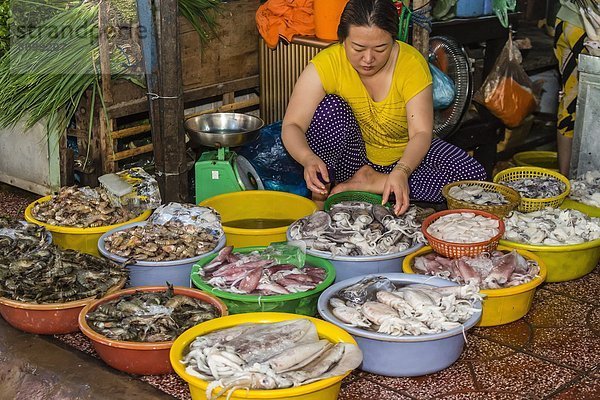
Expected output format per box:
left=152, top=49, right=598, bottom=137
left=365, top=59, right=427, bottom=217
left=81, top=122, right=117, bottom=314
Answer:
left=1, top=184, right=598, bottom=399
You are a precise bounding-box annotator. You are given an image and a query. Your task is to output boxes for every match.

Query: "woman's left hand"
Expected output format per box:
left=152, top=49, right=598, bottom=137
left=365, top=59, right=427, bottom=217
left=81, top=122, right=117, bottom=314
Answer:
left=382, top=169, right=410, bottom=216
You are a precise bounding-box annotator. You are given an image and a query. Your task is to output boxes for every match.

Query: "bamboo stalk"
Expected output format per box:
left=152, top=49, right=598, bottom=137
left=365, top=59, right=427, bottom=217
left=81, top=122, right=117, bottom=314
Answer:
left=108, top=143, right=154, bottom=161
left=111, top=124, right=152, bottom=139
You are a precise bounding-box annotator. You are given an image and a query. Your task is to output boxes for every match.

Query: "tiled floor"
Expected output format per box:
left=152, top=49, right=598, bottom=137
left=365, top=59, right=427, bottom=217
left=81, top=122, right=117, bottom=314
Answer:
left=1, top=184, right=599, bottom=399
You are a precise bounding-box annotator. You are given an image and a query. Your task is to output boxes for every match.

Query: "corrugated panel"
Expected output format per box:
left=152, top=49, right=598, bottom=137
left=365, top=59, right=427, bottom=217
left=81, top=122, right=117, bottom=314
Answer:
left=259, top=38, right=330, bottom=124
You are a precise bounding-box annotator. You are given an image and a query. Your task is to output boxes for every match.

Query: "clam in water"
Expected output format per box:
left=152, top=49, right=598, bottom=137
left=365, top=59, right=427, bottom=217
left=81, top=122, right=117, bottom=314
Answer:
left=86, top=288, right=221, bottom=342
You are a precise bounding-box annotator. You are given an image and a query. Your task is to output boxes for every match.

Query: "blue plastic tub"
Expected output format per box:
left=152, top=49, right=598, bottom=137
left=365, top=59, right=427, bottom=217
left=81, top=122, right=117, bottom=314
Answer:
left=286, top=228, right=424, bottom=283
left=318, top=273, right=482, bottom=377
left=456, top=0, right=484, bottom=17
left=98, top=222, right=226, bottom=287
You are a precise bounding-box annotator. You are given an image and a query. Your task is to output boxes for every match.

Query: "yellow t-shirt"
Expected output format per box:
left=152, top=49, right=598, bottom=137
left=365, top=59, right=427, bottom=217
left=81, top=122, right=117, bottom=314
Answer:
left=311, top=41, right=432, bottom=166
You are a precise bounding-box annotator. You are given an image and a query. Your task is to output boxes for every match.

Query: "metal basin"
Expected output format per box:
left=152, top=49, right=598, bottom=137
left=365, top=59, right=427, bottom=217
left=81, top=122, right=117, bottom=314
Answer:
left=184, top=113, right=264, bottom=149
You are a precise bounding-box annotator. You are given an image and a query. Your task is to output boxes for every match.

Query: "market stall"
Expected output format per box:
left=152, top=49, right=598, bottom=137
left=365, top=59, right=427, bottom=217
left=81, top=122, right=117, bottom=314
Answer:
left=1, top=1, right=600, bottom=399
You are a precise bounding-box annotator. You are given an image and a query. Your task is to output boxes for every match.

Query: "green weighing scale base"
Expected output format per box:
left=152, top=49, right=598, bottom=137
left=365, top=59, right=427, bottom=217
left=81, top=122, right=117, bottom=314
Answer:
left=195, top=150, right=243, bottom=203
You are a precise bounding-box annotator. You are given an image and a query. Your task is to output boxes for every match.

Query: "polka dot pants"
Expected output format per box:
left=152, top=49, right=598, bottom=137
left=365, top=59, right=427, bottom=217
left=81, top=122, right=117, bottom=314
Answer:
left=306, top=95, right=487, bottom=203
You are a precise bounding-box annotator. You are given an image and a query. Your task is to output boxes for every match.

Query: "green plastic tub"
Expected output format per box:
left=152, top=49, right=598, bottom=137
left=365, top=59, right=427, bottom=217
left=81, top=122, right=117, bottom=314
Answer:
left=324, top=191, right=391, bottom=211
left=512, top=151, right=559, bottom=172
left=191, top=246, right=335, bottom=316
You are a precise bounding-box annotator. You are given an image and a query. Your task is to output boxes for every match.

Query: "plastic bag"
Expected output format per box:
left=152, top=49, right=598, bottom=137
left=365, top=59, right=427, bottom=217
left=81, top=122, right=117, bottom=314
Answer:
left=238, top=121, right=309, bottom=197
left=474, top=33, right=540, bottom=128
left=430, top=62, right=456, bottom=110
left=149, top=202, right=224, bottom=237
left=432, top=0, right=457, bottom=21
left=98, top=167, right=162, bottom=210
left=492, top=0, right=516, bottom=28
left=259, top=241, right=307, bottom=268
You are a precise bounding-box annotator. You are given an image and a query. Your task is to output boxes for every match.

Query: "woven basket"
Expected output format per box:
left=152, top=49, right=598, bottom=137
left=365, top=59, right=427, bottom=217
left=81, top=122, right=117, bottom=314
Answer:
left=493, top=167, right=570, bottom=213
left=442, top=180, right=521, bottom=218
left=421, top=209, right=505, bottom=258
left=324, top=191, right=391, bottom=211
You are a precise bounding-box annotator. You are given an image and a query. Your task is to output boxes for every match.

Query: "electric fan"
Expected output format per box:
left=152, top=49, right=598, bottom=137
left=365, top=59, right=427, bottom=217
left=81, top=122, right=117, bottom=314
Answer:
left=430, top=35, right=473, bottom=139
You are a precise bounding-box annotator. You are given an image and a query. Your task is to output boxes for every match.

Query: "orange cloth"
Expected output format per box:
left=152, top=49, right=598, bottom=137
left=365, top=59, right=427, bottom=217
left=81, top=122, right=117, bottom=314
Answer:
left=256, top=0, right=315, bottom=49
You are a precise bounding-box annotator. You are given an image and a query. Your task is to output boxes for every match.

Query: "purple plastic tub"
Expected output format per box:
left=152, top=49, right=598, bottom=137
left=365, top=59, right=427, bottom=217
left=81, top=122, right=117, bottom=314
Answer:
left=98, top=222, right=226, bottom=288
left=317, top=273, right=482, bottom=377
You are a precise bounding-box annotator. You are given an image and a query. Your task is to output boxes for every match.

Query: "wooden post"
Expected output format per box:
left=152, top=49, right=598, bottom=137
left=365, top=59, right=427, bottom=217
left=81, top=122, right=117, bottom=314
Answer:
left=138, top=0, right=189, bottom=202
left=97, top=1, right=114, bottom=105
left=411, top=0, right=430, bottom=57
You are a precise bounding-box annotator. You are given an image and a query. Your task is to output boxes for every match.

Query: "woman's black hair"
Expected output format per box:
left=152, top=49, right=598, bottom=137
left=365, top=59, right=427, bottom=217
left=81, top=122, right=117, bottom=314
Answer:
left=337, top=0, right=399, bottom=42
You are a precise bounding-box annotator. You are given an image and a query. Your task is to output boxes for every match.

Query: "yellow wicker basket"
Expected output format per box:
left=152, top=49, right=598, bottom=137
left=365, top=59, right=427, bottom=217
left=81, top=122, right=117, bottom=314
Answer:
left=493, top=167, right=571, bottom=213
left=442, top=180, right=521, bottom=218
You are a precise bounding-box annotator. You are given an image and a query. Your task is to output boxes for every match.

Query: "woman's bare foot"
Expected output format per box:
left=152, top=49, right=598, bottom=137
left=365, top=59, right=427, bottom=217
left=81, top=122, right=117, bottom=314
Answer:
left=329, top=165, right=387, bottom=195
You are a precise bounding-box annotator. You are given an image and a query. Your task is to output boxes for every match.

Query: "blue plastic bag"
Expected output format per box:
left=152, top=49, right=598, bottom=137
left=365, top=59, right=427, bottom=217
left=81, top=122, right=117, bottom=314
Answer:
left=430, top=62, right=456, bottom=110
left=238, top=121, right=310, bottom=197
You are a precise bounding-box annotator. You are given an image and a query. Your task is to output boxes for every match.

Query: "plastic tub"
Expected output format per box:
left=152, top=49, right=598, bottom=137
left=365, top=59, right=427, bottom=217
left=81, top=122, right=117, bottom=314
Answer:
left=170, top=312, right=358, bottom=400
left=200, top=191, right=318, bottom=247
left=0, top=278, right=126, bottom=335
left=323, top=190, right=391, bottom=211
left=24, top=195, right=152, bottom=256
left=286, top=226, right=423, bottom=282
left=402, top=245, right=547, bottom=326
left=79, top=286, right=228, bottom=375
left=499, top=238, right=600, bottom=282
left=191, top=246, right=335, bottom=315
left=513, top=151, right=559, bottom=172
left=318, top=273, right=481, bottom=377
left=98, top=222, right=226, bottom=287
left=561, top=198, right=600, bottom=217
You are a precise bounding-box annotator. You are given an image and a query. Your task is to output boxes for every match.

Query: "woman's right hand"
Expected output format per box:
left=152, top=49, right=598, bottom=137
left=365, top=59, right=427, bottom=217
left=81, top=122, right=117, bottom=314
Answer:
left=302, top=153, right=330, bottom=195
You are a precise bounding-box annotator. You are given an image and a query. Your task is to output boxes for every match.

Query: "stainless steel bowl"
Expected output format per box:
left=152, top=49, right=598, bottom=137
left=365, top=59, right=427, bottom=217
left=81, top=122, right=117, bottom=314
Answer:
left=184, top=113, right=264, bottom=149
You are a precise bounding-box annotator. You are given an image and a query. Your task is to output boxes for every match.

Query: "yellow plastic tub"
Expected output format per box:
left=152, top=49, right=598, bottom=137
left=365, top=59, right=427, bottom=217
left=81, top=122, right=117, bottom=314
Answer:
left=170, top=312, right=357, bottom=400
left=24, top=196, right=152, bottom=256
left=402, top=245, right=547, bottom=326
left=513, top=151, right=559, bottom=172
left=200, top=191, right=317, bottom=247
left=499, top=238, right=600, bottom=282
left=561, top=198, right=600, bottom=217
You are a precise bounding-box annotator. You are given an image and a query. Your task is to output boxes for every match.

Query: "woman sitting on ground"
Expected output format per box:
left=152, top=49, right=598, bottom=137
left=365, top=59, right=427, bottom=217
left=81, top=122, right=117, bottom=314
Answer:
left=282, top=0, right=486, bottom=215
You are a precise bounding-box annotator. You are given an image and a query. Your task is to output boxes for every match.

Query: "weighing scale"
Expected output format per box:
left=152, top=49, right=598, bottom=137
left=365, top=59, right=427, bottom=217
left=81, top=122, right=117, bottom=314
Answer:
left=185, top=113, right=265, bottom=203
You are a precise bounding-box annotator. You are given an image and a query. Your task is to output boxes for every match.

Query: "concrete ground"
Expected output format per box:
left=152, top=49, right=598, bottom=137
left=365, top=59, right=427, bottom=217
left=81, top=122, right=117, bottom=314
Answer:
left=0, top=318, right=173, bottom=400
